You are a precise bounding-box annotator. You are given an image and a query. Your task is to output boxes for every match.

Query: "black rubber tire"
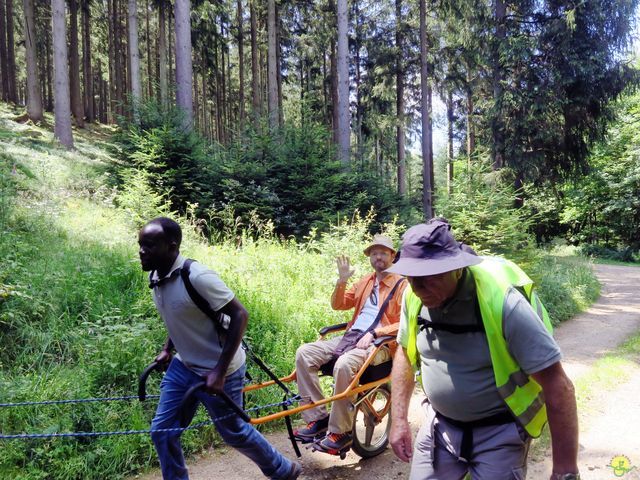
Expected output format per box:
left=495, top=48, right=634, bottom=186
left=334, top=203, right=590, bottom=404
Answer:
left=351, top=384, right=392, bottom=458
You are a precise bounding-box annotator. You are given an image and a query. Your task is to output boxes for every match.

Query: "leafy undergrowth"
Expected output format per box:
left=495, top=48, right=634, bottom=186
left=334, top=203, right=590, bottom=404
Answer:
left=0, top=107, right=601, bottom=479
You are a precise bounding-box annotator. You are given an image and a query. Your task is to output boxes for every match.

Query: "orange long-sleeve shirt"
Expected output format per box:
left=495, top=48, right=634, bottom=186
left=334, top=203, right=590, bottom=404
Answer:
left=331, top=272, right=406, bottom=341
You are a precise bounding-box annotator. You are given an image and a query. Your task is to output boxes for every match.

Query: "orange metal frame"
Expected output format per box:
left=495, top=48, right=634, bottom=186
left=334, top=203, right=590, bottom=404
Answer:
left=241, top=329, right=394, bottom=426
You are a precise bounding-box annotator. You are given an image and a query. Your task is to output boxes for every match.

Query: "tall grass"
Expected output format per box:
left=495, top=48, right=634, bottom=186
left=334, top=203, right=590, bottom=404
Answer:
left=0, top=110, right=601, bottom=479
left=530, top=255, right=601, bottom=326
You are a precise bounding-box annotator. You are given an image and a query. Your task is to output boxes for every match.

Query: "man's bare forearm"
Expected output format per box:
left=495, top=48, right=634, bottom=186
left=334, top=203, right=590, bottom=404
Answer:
left=532, top=362, right=579, bottom=477
left=213, top=297, right=248, bottom=377
left=390, top=346, right=416, bottom=462
left=391, top=347, right=415, bottom=420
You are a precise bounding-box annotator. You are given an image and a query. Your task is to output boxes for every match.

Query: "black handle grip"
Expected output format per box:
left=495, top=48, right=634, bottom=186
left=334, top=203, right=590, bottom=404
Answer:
left=138, top=361, right=161, bottom=402
left=373, top=335, right=396, bottom=347
left=319, top=322, right=348, bottom=336
left=178, top=381, right=251, bottom=428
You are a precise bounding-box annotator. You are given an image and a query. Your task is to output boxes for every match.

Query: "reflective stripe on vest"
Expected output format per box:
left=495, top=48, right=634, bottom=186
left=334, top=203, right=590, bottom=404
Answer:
left=404, top=256, right=553, bottom=438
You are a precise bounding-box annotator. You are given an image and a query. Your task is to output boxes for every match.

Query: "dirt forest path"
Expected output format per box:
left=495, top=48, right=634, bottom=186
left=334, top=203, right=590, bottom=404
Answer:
left=134, top=263, right=640, bottom=480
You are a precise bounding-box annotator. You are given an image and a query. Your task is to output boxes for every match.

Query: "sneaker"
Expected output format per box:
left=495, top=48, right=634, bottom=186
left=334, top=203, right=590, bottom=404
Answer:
left=319, top=431, right=352, bottom=451
left=285, top=461, right=302, bottom=480
left=293, top=416, right=329, bottom=442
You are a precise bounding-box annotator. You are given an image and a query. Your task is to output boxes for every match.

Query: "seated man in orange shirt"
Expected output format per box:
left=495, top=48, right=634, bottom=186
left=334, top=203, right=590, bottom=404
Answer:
left=293, top=234, right=406, bottom=452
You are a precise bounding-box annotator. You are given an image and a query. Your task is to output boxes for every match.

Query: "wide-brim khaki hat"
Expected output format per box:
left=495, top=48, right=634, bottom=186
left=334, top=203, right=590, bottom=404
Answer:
left=363, top=234, right=396, bottom=256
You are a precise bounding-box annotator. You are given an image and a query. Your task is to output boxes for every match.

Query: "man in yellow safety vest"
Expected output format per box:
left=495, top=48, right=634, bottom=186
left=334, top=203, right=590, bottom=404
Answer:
left=388, top=219, right=579, bottom=480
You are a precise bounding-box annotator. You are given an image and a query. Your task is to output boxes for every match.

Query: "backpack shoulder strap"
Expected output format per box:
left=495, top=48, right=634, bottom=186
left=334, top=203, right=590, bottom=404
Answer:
left=418, top=315, right=486, bottom=334
left=180, top=259, right=223, bottom=326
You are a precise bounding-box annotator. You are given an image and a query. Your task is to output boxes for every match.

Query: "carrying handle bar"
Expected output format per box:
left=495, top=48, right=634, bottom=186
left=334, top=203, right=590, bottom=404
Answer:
left=138, top=361, right=164, bottom=402
left=179, top=381, right=251, bottom=427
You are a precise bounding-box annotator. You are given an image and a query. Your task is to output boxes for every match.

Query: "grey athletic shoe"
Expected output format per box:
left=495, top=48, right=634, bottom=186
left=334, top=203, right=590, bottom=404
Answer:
left=293, top=416, right=329, bottom=442
left=319, top=431, right=352, bottom=451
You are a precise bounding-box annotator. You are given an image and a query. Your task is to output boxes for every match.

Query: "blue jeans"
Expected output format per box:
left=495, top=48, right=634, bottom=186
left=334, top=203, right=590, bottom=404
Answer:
left=151, top=358, right=295, bottom=480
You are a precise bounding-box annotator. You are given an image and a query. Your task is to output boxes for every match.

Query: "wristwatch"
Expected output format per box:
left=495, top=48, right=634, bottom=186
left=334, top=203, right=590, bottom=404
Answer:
left=551, top=473, right=580, bottom=480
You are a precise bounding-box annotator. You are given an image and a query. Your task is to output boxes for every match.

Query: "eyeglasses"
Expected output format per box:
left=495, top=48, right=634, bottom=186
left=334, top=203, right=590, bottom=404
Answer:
left=369, top=280, right=378, bottom=306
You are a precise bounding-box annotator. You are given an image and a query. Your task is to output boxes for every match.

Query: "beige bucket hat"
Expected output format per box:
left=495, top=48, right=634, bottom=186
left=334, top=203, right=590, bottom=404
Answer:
left=363, top=234, right=396, bottom=256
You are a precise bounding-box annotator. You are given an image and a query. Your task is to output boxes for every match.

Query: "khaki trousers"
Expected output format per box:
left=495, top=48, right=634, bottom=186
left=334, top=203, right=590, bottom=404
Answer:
left=295, top=335, right=391, bottom=434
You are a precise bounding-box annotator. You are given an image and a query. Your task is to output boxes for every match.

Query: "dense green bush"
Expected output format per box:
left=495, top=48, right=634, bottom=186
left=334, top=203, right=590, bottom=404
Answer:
left=579, top=244, right=639, bottom=263
left=530, top=256, right=601, bottom=325
left=436, top=158, right=538, bottom=266
left=111, top=101, right=218, bottom=217
left=111, top=100, right=412, bottom=238
left=545, top=91, right=640, bottom=253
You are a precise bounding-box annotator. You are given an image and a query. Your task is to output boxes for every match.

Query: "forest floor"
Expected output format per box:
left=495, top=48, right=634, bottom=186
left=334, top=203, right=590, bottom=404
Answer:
left=133, top=263, right=640, bottom=480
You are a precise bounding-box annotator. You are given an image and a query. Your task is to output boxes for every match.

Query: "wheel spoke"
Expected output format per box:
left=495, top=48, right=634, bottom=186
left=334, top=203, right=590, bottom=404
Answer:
left=364, top=422, right=375, bottom=445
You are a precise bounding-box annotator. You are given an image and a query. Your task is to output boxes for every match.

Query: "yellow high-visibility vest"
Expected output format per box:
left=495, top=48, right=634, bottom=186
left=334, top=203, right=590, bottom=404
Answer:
left=404, top=256, right=553, bottom=437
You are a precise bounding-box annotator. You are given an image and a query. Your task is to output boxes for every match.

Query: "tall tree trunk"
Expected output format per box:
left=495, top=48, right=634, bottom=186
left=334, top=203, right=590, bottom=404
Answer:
left=23, top=0, right=43, bottom=121
left=125, top=3, right=131, bottom=103
left=322, top=52, right=328, bottom=130
left=275, top=5, right=283, bottom=126
left=419, top=0, right=433, bottom=219
left=260, top=45, right=265, bottom=125
left=202, top=66, right=208, bottom=137
left=114, top=0, right=125, bottom=117
left=128, top=0, right=142, bottom=118
left=99, top=63, right=108, bottom=122
left=123, top=0, right=129, bottom=107
left=158, top=1, right=168, bottom=106
left=40, top=46, right=46, bottom=109
left=249, top=0, right=259, bottom=125
left=81, top=0, right=94, bottom=122
left=330, top=39, right=338, bottom=143
left=146, top=0, right=152, bottom=98
left=0, top=0, right=10, bottom=100
left=236, top=0, right=244, bottom=128
left=193, top=63, right=199, bottom=130
left=214, top=38, right=221, bottom=141
left=299, top=56, right=304, bottom=122
left=174, top=0, right=193, bottom=128
left=68, top=0, right=84, bottom=126
left=336, top=0, right=350, bottom=166
left=168, top=6, right=173, bottom=95
left=266, top=0, right=278, bottom=130
left=395, top=0, right=405, bottom=195
left=446, top=91, right=454, bottom=194
left=466, top=79, right=475, bottom=170
left=354, top=0, right=363, bottom=165
left=6, top=0, right=17, bottom=102
left=221, top=18, right=228, bottom=142
left=108, top=0, right=116, bottom=120
left=97, top=61, right=103, bottom=121
left=51, top=0, right=74, bottom=147
left=492, top=0, right=505, bottom=170
left=45, top=28, right=53, bottom=111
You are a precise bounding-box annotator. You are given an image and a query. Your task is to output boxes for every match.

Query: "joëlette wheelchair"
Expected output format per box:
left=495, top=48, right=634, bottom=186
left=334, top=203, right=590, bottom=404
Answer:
left=139, top=322, right=394, bottom=460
